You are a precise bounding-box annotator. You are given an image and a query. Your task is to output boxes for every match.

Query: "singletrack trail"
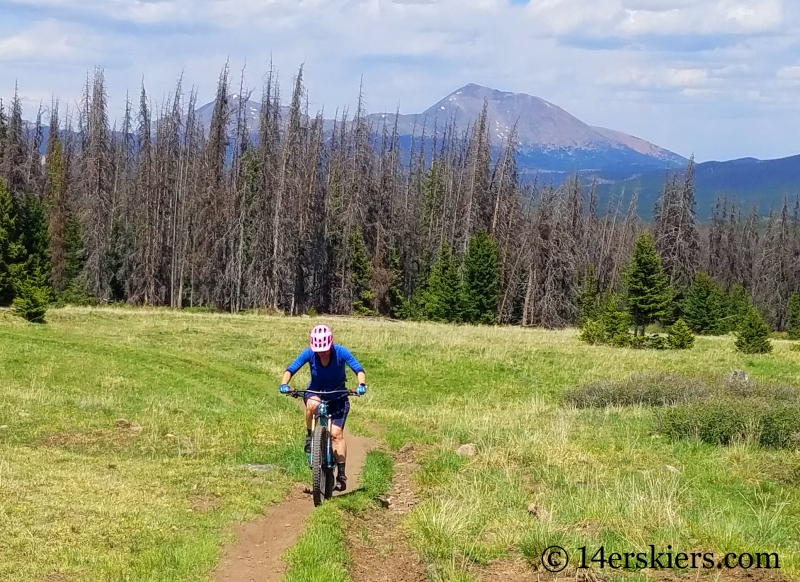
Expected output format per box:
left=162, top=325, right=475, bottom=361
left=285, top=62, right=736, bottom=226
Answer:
left=212, top=432, right=374, bottom=582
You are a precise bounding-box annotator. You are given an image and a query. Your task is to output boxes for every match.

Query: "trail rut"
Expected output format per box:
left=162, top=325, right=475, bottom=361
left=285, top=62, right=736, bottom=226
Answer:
left=212, top=432, right=374, bottom=582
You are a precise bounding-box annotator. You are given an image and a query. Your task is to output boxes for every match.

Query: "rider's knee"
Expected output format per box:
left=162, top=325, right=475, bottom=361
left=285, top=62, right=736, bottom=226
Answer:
left=330, top=428, right=344, bottom=442
left=306, top=398, right=321, bottom=412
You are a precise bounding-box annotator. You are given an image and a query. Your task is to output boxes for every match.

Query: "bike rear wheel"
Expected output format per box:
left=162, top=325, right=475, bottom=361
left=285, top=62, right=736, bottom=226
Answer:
left=311, top=425, right=331, bottom=506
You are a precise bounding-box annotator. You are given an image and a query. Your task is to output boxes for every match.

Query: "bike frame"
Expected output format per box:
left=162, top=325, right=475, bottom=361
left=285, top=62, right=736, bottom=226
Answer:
left=289, top=389, right=353, bottom=469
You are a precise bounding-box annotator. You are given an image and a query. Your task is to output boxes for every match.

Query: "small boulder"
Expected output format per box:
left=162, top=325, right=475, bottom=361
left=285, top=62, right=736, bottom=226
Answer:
left=115, top=419, right=132, bottom=429
left=456, top=443, right=477, bottom=457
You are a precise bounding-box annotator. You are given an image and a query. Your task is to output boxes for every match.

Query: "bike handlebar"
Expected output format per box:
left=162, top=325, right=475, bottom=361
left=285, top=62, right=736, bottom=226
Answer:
left=281, top=388, right=364, bottom=398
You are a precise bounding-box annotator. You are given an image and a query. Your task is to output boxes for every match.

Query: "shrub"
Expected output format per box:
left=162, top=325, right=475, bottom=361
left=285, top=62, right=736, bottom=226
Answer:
left=55, top=283, right=99, bottom=307
left=631, top=334, right=668, bottom=350
left=12, top=277, right=49, bottom=323
left=735, top=305, right=772, bottom=354
left=661, top=399, right=800, bottom=449
left=578, top=319, right=606, bottom=345
left=601, top=296, right=631, bottom=347
left=660, top=399, right=752, bottom=446
left=564, top=372, right=710, bottom=408
left=667, top=318, right=695, bottom=349
left=722, top=379, right=800, bottom=403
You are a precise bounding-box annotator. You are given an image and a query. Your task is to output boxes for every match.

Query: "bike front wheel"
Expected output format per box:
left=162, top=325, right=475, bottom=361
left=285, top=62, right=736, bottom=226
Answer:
left=311, top=425, right=333, bottom=506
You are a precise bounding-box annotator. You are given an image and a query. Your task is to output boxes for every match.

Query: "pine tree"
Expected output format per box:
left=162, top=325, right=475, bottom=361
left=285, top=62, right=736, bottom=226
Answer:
left=667, top=318, right=695, bottom=349
left=18, top=194, right=51, bottom=289
left=601, top=295, right=631, bottom=347
left=462, top=230, right=499, bottom=324
left=12, top=275, right=48, bottom=323
left=735, top=304, right=773, bottom=354
left=0, top=178, right=24, bottom=305
left=577, top=264, right=601, bottom=325
left=350, top=227, right=374, bottom=315
left=682, top=272, right=728, bottom=335
left=624, top=233, right=672, bottom=336
left=787, top=292, right=800, bottom=340
left=387, top=246, right=405, bottom=318
left=422, top=241, right=463, bottom=323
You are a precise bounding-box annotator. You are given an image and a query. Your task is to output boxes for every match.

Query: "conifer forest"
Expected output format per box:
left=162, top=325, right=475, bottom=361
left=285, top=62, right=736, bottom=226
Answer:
left=1, top=65, right=799, bottom=331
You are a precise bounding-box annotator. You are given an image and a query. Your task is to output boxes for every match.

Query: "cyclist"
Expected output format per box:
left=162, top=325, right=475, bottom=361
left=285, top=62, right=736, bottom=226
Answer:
left=280, top=325, right=366, bottom=492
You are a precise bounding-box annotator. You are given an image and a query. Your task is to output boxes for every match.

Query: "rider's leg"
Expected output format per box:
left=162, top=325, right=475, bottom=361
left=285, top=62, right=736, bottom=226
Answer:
left=304, top=396, right=321, bottom=453
left=305, top=396, right=321, bottom=430
left=330, top=399, right=350, bottom=490
left=330, top=424, right=347, bottom=463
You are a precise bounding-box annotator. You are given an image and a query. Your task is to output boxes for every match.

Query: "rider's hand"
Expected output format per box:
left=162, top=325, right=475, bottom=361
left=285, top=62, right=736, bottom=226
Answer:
left=279, top=384, right=292, bottom=394
left=356, top=384, right=367, bottom=396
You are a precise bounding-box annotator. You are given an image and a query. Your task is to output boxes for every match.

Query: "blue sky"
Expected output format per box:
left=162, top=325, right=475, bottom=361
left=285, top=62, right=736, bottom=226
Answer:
left=1, top=0, right=798, bottom=161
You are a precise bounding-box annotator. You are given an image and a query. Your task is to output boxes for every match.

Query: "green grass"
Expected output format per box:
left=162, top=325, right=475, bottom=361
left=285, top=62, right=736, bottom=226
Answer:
left=2, top=307, right=800, bottom=580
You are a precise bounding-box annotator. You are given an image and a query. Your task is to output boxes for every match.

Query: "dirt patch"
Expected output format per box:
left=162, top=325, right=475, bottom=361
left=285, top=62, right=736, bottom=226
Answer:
left=650, top=565, right=789, bottom=582
left=481, top=559, right=537, bottom=582
left=346, top=445, right=427, bottom=582
left=190, top=494, right=223, bottom=513
left=36, top=427, right=139, bottom=450
left=383, top=445, right=419, bottom=514
left=40, top=574, right=77, bottom=582
left=212, top=432, right=374, bottom=582
left=347, top=509, right=427, bottom=582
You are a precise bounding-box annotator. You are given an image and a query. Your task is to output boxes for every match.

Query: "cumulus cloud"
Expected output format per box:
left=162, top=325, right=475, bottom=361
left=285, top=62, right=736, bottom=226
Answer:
left=0, top=0, right=799, bottom=160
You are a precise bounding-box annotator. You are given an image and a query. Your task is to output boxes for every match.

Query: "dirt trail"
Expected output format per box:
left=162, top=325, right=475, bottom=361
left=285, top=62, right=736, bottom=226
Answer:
left=212, top=432, right=374, bottom=582
left=347, top=445, right=427, bottom=582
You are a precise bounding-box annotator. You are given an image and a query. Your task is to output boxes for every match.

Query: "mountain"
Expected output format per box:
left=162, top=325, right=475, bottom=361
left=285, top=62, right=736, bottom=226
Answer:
left=367, top=84, right=686, bottom=172
left=194, top=84, right=686, bottom=173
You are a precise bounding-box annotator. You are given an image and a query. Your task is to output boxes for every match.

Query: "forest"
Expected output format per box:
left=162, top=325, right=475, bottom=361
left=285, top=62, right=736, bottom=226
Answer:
left=0, top=65, right=798, bottom=331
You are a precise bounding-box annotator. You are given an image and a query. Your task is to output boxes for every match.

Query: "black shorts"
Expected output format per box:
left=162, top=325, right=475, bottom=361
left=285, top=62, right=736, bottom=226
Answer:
left=303, top=392, right=350, bottom=429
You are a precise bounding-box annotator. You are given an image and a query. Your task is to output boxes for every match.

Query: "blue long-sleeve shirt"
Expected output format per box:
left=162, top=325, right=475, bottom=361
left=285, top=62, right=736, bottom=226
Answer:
left=286, top=345, right=364, bottom=398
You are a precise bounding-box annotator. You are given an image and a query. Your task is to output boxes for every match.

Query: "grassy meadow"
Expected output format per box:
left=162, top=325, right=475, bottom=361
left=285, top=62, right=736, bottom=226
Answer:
left=1, top=307, right=799, bottom=581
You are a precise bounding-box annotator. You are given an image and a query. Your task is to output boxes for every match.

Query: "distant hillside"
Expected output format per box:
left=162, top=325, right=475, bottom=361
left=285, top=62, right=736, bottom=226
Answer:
left=594, top=155, right=800, bottom=220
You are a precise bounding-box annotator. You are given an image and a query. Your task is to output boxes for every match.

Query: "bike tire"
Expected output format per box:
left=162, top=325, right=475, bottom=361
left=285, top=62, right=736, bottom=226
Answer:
left=311, top=425, right=329, bottom=507
left=323, top=431, right=335, bottom=500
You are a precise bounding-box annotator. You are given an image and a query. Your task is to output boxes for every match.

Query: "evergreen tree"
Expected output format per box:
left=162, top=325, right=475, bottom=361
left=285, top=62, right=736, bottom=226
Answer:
left=787, top=292, right=800, bottom=340
left=12, top=275, right=48, bottom=323
left=0, top=179, right=24, bottom=305
left=624, top=233, right=672, bottom=336
left=667, top=318, right=695, bottom=349
left=387, top=246, right=405, bottom=319
left=18, top=194, right=51, bottom=289
left=601, top=295, right=631, bottom=346
left=735, top=304, right=773, bottom=354
left=350, top=227, right=375, bottom=315
left=421, top=241, right=463, bottom=323
left=682, top=272, right=728, bottom=335
left=462, top=230, right=499, bottom=324
left=577, top=264, right=601, bottom=325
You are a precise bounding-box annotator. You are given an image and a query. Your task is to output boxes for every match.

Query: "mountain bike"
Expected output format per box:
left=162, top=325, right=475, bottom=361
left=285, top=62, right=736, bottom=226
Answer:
left=281, top=388, right=362, bottom=506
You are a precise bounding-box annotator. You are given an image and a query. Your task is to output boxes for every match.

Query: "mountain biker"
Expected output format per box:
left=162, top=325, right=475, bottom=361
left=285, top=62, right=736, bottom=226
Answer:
left=279, top=325, right=366, bottom=492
